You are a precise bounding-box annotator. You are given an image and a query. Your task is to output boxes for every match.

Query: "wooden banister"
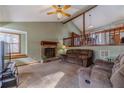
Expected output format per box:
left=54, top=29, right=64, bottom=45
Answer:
left=63, top=25, right=124, bottom=47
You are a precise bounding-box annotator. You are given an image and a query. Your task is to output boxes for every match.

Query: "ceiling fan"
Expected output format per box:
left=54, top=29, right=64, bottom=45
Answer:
left=47, top=5, right=71, bottom=19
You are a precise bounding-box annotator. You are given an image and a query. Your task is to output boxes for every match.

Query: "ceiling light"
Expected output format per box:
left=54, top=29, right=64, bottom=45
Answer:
left=57, top=12, right=63, bottom=19
left=88, top=25, right=93, bottom=28
left=88, top=14, right=94, bottom=29
left=47, top=5, right=71, bottom=19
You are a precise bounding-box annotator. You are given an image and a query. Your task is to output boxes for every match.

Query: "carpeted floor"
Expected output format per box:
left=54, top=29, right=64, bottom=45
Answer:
left=18, top=60, right=82, bottom=88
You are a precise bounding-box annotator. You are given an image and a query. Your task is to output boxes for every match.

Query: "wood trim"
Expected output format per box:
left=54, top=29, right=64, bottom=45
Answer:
left=41, top=41, right=58, bottom=46
left=62, top=5, right=97, bottom=24
left=0, top=31, right=21, bottom=35
left=19, top=34, right=21, bottom=53
left=63, top=37, right=72, bottom=40
left=5, top=54, right=28, bottom=59
left=83, top=13, right=86, bottom=40
left=94, top=26, right=124, bottom=34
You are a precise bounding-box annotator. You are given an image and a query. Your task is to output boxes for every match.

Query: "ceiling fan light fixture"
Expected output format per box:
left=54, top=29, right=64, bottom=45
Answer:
left=88, top=25, right=94, bottom=29
left=57, top=12, right=63, bottom=19
left=47, top=5, right=71, bottom=19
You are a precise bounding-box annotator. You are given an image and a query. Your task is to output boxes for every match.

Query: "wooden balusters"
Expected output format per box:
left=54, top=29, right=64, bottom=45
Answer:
left=63, top=26, right=124, bottom=47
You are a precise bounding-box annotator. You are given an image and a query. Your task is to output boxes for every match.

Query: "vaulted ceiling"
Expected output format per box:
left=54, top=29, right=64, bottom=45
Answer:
left=0, top=5, right=90, bottom=22
left=1, top=5, right=124, bottom=31
left=72, top=5, right=124, bottom=31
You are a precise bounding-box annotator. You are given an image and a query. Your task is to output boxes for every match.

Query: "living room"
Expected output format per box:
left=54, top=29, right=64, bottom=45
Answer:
left=0, top=4, right=124, bottom=89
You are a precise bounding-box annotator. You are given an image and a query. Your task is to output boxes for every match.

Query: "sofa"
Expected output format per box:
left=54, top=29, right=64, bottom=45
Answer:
left=78, top=54, right=124, bottom=88
left=61, top=49, right=94, bottom=67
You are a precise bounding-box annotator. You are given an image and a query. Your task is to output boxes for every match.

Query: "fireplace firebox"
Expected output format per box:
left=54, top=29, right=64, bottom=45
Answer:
left=41, top=41, right=58, bottom=59
left=44, top=48, right=55, bottom=58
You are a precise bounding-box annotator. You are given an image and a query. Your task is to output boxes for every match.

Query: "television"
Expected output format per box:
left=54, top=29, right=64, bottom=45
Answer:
left=0, top=41, right=11, bottom=73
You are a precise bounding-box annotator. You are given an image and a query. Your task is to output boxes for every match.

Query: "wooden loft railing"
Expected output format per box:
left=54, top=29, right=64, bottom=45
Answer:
left=63, top=32, right=82, bottom=47
left=63, top=25, right=124, bottom=47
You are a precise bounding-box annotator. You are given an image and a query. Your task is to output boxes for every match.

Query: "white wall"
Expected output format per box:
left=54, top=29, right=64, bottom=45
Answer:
left=57, top=22, right=81, bottom=44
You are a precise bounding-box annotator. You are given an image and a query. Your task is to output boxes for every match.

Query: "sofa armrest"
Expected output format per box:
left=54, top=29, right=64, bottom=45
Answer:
left=95, top=59, right=114, bottom=67
left=93, top=65, right=112, bottom=73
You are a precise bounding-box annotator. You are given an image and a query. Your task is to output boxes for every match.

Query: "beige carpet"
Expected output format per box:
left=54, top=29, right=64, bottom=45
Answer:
left=18, top=61, right=81, bottom=88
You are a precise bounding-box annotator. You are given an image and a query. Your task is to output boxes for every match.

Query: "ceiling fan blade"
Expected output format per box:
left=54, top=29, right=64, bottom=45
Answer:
left=40, top=7, right=51, bottom=14
left=62, top=12, right=71, bottom=17
left=63, top=5, right=71, bottom=10
left=52, top=5, right=58, bottom=9
left=47, top=12, right=57, bottom=15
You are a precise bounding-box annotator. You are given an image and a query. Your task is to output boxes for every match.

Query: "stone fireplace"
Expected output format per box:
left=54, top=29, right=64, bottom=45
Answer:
left=41, top=41, right=58, bottom=59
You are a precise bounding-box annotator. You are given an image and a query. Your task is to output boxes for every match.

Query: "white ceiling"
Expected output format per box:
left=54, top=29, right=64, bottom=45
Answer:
left=0, top=5, right=89, bottom=22
left=1, top=5, right=124, bottom=31
left=72, top=5, right=124, bottom=31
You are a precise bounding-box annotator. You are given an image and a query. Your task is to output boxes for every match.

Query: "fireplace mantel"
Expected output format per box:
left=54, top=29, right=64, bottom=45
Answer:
left=41, top=41, right=58, bottom=59
left=41, top=41, right=58, bottom=47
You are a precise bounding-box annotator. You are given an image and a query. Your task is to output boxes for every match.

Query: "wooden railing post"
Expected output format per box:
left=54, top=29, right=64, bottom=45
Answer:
left=71, top=32, right=74, bottom=47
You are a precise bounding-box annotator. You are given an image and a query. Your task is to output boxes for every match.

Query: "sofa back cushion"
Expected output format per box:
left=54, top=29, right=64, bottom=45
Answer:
left=91, top=67, right=112, bottom=88
left=66, top=49, right=93, bottom=57
left=66, top=49, right=94, bottom=66
left=111, top=64, right=124, bottom=87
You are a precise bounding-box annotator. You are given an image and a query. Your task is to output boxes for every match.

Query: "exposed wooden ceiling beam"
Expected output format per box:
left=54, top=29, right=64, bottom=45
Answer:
left=62, top=5, right=98, bottom=24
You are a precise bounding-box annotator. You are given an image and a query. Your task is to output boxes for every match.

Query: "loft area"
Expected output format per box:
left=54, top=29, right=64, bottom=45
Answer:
left=63, top=26, right=124, bottom=47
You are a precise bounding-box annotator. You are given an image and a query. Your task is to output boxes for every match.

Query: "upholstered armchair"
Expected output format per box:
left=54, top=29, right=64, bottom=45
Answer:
left=78, top=54, right=124, bottom=88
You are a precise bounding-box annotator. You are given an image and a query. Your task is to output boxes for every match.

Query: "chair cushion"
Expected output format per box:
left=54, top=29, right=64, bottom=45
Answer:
left=78, top=67, right=92, bottom=88
left=90, top=67, right=112, bottom=88
left=91, top=67, right=111, bottom=80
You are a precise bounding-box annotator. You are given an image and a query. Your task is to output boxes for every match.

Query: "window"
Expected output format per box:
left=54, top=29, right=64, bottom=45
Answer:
left=0, top=32, right=20, bottom=53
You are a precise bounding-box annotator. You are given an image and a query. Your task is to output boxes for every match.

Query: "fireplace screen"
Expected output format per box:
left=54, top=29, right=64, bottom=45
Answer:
left=44, top=48, right=56, bottom=58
